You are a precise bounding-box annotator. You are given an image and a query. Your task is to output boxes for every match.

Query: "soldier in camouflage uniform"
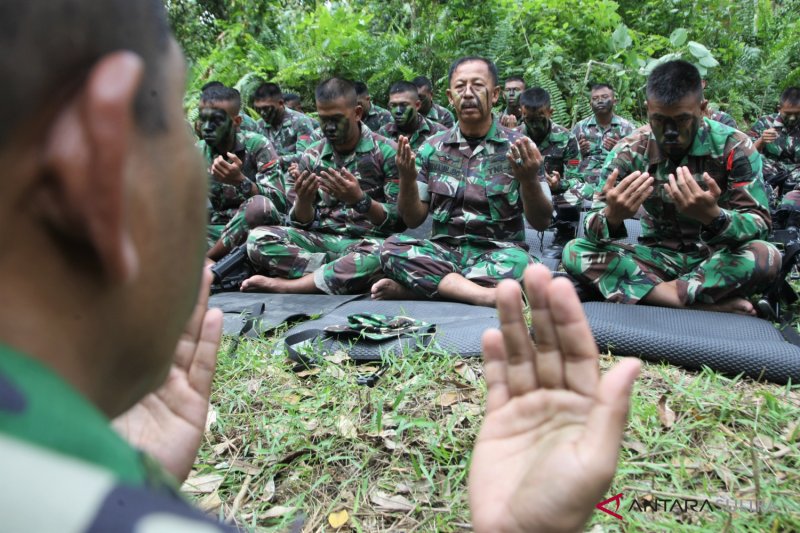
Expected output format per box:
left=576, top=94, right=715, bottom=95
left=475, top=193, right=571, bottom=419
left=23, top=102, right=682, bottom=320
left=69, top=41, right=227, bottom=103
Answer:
left=373, top=57, right=553, bottom=307
left=252, top=82, right=317, bottom=168
left=563, top=61, right=780, bottom=314
left=517, top=87, right=583, bottom=256
left=239, top=78, right=403, bottom=295
left=355, top=81, right=393, bottom=133
left=378, top=81, right=447, bottom=150
left=499, top=75, right=526, bottom=128
left=747, top=87, right=800, bottom=206
left=413, top=76, right=456, bottom=128
left=571, top=83, right=635, bottom=194
left=197, top=86, right=286, bottom=254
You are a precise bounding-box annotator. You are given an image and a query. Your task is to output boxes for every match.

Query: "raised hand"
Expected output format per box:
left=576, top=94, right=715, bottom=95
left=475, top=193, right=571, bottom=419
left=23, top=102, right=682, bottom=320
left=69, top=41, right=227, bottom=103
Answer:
left=760, top=128, right=778, bottom=145
left=602, top=134, right=620, bottom=151
left=113, top=268, right=223, bottom=483
left=469, top=265, right=641, bottom=533
left=546, top=170, right=561, bottom=192
left=601, top=168, right=654, bottom=227
left=292, top=170, right=320, bottom=205
left=500, top=114, right=518, bottom=128
left=319, top=167, right=363, bottom=205
left=664, top=166, right=722, bottom=225
left=578, top=136, right=591, bottom=156
left=508, top=137, right=543, bottom=182
left=396, top=136, right=417, bottom=183
left=211, top=152, right=244, bottom=184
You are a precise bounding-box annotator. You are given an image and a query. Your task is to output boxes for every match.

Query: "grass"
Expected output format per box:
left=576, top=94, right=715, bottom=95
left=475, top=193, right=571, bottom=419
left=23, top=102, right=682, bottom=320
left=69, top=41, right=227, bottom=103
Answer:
left=185, top=325, right=800, bottom=532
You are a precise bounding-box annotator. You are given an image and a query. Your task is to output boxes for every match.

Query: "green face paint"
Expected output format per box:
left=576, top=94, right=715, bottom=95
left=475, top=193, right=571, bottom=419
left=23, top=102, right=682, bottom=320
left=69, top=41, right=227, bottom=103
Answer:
left=524, top=117, right=551, bottom=143
left=391, top=103, right=416, bottom=130
left=320, top=115, right=351, bottom=146
left=505, top=88, right=521, bottom=107
left=255, top=104, right=278, bottom=124
left=199, top=107, right=233, bottom=151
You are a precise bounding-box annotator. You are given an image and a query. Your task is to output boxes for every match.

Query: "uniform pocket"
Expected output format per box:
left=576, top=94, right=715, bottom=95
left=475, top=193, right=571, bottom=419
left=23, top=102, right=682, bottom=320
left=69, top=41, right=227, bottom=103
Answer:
left=486, top=176, right=519, bottom=222
left=428, top=174, right=460, bottom=224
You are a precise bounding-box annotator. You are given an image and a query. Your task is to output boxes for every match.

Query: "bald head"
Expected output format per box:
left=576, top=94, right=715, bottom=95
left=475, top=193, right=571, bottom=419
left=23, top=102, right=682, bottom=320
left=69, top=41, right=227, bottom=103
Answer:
left=0, top=0, right=170, bottom=147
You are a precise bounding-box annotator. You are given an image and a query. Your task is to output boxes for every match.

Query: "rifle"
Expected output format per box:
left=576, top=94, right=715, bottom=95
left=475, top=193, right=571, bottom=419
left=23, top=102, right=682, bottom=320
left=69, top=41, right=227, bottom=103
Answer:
left=210, top=244, right=253, bottom=294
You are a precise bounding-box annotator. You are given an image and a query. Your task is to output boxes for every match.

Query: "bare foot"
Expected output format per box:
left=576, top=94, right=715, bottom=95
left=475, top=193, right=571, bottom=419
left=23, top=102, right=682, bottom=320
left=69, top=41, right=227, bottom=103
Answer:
left=692, top=297, right=756, bottom=316
left=240, top=274, right=321, bottom=294
left=371, top=279, right=419, bottom=300
left=240, top=275, right=283, bottom=293
left=438, top=273, right=498, bottom=307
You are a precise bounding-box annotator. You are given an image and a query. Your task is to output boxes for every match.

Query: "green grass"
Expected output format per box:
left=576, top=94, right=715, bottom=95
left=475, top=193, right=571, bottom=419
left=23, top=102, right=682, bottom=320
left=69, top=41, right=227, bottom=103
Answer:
left=186, top=331, right=800, bottom=532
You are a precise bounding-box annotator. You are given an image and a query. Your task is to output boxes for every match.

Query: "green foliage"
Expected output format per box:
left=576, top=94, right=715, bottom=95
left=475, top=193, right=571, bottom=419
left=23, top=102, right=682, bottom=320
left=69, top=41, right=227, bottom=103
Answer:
left=168, top=0, right=800, bottom=128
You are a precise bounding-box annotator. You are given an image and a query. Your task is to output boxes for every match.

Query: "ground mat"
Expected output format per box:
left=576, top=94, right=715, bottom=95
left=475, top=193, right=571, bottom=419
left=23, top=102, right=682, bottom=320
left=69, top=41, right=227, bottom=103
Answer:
left=209, top=292, right=362, bottom=336
left=281, top=299, right=498, bottom=361
left=584, top=302, right=800, bottom=384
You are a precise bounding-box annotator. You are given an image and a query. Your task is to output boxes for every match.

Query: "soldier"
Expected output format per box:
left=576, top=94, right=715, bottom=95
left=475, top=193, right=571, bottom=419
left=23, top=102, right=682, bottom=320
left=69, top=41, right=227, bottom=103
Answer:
left=701, top=79, right=737, bottom=129
left=354, top=81, right=393, bottom=132
left=239, top=78, right=403, bottom=294
left=378, top=81, right=447, bottom=150
left=283, top=92, right=303, bottom=112
left=747, top=87, right=800, bottom=200
left=517, top=87, right=583, bottom=256
left=412, top=75, right=456, bottom=128
left=571, top=83, right=635, bottom=193
left=373, top=56, right=553, bottom=307
left=252, top=82, right=317, bottom=169
left=198, top=86, right=286, bottom=251
left=563, top=60, right=780, bottom=315
left=499, top=75, right=526, bottom=128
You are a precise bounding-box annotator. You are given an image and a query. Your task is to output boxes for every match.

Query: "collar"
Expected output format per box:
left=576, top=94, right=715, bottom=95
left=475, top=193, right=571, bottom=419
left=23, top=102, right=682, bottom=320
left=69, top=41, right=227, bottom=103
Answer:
left=320, top=124, right=376, bottom=160
left=645, top=118, right=713, bottom=165
left=443, top=118, right=507, bottom=146
left=0, top=343, right=147, bottom=484
left=586, top=113, right=623, bottom=127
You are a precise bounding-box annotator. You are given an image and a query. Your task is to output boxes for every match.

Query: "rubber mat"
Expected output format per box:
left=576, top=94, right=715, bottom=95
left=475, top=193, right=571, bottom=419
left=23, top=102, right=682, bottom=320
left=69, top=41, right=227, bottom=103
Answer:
left=281, top=299, right=498, bottom=360
left=584, top=302, right=800, bottom=384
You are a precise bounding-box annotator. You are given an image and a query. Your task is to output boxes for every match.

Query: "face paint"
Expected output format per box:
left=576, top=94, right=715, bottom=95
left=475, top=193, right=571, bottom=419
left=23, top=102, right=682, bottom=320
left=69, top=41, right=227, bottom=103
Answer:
left=419, top=94, right=432, bottom=113
left=650, top=114, right=700, bottom=160
left=391, top=103, right=416, bottom=130
left=524, top=117, right=551, bottom=143
left=199, top=107, right=233, bottom=150
left=781, top=112, right=800, bottom=131
left=255, top=104, right=278, bottom=124
left=320, top=115, right=351, bottom=146
left=505, top=88, right=521, bottom=107
left=590, top=92, right=614, bottom=114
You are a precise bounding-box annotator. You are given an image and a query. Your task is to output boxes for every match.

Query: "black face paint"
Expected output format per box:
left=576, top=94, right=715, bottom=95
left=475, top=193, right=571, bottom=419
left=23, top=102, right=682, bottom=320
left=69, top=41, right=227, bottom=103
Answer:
left=391, top=103, right=416, bottom=130
left=650, top=114, right=700, bottom=160
left=781, top=112, right=800, bottom=132
left=525, top=117, right=551, bottom=143
left=419, top=94, right=432, bottom=114
left=199, top=107, right=233, bottom=151
left=320, top=115, right=351, bottom=146
left=255, top=104, right=278, bottom=124
left=590, top=94, right=613, bottom=114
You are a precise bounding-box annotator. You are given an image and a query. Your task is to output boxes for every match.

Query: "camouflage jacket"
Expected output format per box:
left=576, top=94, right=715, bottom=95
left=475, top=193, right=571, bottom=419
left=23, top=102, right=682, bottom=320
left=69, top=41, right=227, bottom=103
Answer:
left=239, top=112, right=262, bottom=134
left=256, top=107, right=317, bottom=168
left=294, top=125, right=402, bottom=238
left=377, top=115, right=447, bottom=150
left=415, top=119, right=534, bottom=246
left=710, top=109, right=737, bottom=129
left=424, top=103, right=455, bottom=129
left=198, top=130, right=286, bottom=225
left=517, top=122, right=582, bottom=194
left=585, top=118, right=771, bottom=252
left=747, top=113, right=799, bottom=170
left=571, top=114, right=635, bottom=177
left=362, top=103, right=394, bottom=133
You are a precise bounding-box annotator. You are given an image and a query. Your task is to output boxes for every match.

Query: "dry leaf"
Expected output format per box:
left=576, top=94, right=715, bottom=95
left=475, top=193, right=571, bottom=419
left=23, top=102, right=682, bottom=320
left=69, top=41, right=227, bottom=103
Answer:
left=260, top=477, right=276, bottom=502
left=181, top=473, right=224, bottom=494
left=261, top=505, right=295, bottom=519
left=284, top=393, right=302, bottom=405
left=325, top=365, right=348, bottom=380
left=370, top=490, right=415, bottom=512
left=657, top=395, right=675, bottom=428
left=756, top=434, right=776, bottom=450
left=436, top=391, right=461, bottom=407
left=296, top=368, right=321, bottom=378
left=395, top=375, right=423, bottom=391
left=205, top=405, right=218, bottom=432
left=246, top=379, right=262, bottom=395
left=454, top=361, right=478, bottom=383
left=230, top=459, right=261, bottom=476
left=623, top=439, right=647, bottom=454
left=395, top=482, right=412, bottom=494
left=325, top=351, right=349, bottom=364
left=198, top=491, right=223, bottom=512
left=328, top=509, right=350, bottom=529
left=783, top=421, right=799, bottom=442
left=337, top=416, right=358, bottom=439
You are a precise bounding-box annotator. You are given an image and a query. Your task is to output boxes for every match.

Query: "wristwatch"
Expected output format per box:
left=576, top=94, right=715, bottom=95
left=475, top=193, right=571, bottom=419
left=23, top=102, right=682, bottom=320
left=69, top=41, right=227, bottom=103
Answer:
left=352, top=193, right=373, bottom=214
left=703, top=209, right=728, bottom=234
left=237, top=178, right=253, bottom=195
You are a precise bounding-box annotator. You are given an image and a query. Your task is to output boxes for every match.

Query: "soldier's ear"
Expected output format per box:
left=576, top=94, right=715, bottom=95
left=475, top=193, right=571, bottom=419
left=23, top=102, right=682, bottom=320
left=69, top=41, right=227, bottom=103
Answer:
left=414, top=100, right=421, bottom=111
left=39, top=51, right=143, bottom=285
left=491, top=86, right=501, bottom=106
left=700, top=99, right=709, bottom=114
left=233, top=114, right=243, bottom=130
left=354, top=103, right=364, bottom=122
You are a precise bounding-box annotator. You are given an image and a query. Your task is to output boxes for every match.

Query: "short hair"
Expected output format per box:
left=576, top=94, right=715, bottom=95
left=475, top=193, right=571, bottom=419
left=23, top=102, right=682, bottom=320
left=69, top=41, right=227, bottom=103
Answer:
left=520, top=87, right=551, bottom=110
left=389, top=81, right=419, bottom=98
left=200, top=86, right=242, bottom=114
left=505, top=76, right=525, bottom=86
left=780, top=87, right=800, bottom=106
left=253, top=82, right=282, bottom=101
left=646, top=60, right=702, bottom=105
left=0, top=0, right=171, bottom=146
left=316, top=77, right=358, bottom=107
left=448, top=56, right=499, bottom=86
left=354, top=81, right=369, bottom=97
left=590, top=83, right=614, bottom=94
left=412, top=76, right=433, bottom=92
left=201, top=80, right=224, bottom=92
left=283, top=93, right=300, bottom=103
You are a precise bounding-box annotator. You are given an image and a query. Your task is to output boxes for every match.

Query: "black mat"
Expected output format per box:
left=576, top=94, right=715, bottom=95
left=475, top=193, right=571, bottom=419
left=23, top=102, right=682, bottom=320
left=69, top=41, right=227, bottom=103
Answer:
left=209, top=292, right=363, bottom=336
left=281, top=299, right=498, bottom=360
left=584, top=302, right=800, bottom=384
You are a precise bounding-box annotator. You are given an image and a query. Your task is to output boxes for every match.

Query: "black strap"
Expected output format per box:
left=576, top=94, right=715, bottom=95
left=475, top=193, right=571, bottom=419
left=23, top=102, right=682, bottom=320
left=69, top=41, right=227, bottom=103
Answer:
left=284, top=329, right=326, bottom=369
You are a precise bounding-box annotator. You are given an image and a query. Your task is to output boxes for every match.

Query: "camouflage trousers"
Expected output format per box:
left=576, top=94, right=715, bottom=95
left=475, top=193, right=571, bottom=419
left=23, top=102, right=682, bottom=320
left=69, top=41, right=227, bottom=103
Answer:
left=562, top=238, right=781, bottom=305
left=379, top=235, right=535, bottom=298
left=246, top=226, right=383, bottom=295
left=208, top=195, right=284, bottom=250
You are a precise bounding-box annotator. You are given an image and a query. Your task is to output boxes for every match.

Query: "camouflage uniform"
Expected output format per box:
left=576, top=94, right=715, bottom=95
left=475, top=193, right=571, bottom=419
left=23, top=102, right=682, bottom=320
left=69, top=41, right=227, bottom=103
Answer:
left=246, top=125, right=403, bottom=294
left=256, top=107, right=317, bottom=168
left=0, top=344, right=235, bottom=532
left=377, top=114, right=447, bottom=150
left=239, top=112, right=262, bottom=135
left=747, top=113, right=800, bottom=206
left=710, top=109, right=737, bottom=129
left=571, top=114, right=636, bottom=193
left=563, top=118, right=781, bottom=305
left=200, top=130, right=286, bottom=248
left=362, top=103, right=393, bottom=133
left=425, top=103, right=455, bottom=129
left=380, top=120, right=539, bottom=298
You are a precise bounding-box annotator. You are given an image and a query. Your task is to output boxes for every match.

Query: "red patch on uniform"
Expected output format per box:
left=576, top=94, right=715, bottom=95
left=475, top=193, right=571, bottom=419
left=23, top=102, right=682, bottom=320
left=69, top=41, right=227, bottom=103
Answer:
left=731, top=181, right=749, bottom=188
left=568, top=159, right=580, bottom=166
left=726, top=150, right=735, bottom=172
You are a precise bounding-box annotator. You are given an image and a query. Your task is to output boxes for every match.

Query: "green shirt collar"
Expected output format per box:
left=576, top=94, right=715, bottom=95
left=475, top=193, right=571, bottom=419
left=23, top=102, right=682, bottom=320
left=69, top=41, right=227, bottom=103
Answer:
left=445, top=118, right=507, bottom=145
left=0, top=343, right=147, bottom=485
left=320, top=124, right=376, bottom=160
